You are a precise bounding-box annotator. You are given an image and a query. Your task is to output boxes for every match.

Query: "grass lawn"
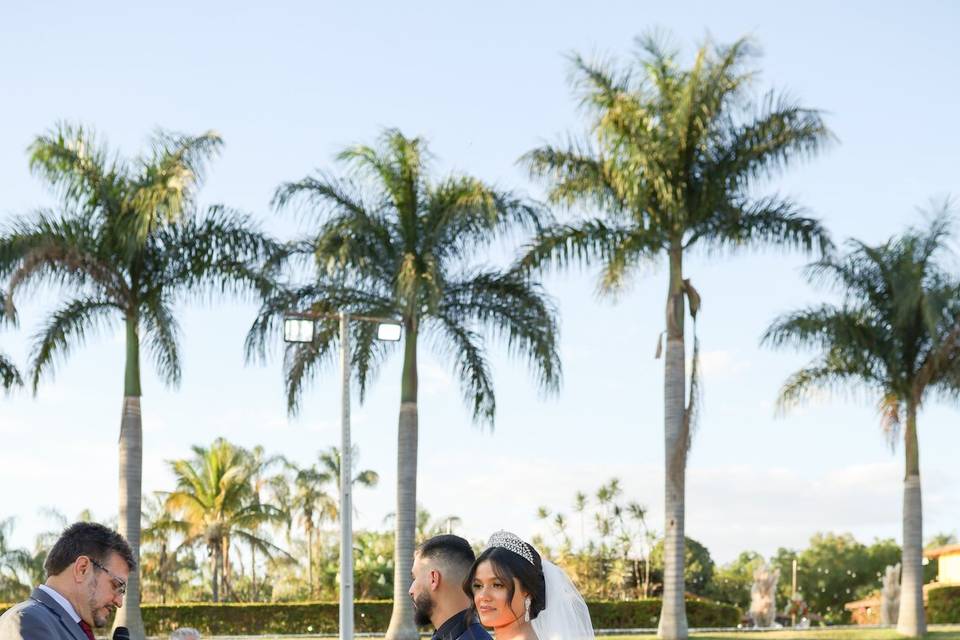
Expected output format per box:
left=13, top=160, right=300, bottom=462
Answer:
left=608, top=627, right=960, bottom=640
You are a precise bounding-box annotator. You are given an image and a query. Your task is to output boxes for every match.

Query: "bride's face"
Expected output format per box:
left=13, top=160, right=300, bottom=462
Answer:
left=471, top=560, right=528, bottom=629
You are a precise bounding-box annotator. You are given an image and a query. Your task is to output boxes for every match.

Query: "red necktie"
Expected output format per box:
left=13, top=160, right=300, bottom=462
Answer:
left=78, top=620, right=95, bottom=640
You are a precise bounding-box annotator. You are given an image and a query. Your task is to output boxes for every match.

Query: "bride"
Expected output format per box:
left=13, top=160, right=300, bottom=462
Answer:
left=464, top=531, right=594, bottom=640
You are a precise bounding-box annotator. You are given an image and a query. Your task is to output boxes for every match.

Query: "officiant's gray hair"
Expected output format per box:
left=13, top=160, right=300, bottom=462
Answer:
left=171, top=628, right=200, bottom=640
left=416, top=534, right=476, bottom=575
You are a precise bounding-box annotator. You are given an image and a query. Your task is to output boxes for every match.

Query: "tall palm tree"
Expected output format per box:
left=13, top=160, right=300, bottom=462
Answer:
left=520, top=34, right=832, bottom=639
left=762, top=212, right=960, bottom=637
left=247, top=128, right=561, bottom=640
left=165, top=438, right=289, bottom=602
left=0, top=123, right=277, bottom=636
left=318, top=445, right=379, bottom=518
left=0, top=292, right=22, bottom=390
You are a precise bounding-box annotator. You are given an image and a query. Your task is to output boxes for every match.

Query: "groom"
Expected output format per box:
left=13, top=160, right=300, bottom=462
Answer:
left=410, top=535, right=491, bottom=640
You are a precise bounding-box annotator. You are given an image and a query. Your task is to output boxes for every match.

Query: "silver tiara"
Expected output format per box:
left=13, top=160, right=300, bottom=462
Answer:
left=486, top=530, right=535, bottom=565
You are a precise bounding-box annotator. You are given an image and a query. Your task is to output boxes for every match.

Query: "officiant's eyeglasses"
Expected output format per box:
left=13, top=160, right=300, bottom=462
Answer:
left=89, top=557, right=127, bottom=596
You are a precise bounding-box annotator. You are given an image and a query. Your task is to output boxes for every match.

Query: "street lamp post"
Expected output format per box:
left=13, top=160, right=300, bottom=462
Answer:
left=338, top=312, right=353, bottom=640
left=284, top=310, right=401, bottom=640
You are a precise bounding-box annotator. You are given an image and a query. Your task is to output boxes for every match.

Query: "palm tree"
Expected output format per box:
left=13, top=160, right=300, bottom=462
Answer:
left=245, top=445, right=287, bottom=601
left=141, top=494, right=189, bottom=604
left=318, top=445, right=379, bottom=518
left=165, top=438, right=289, bottom=602
left=0, top=518, right=31, bottom=601
left=520, top=34, right=831, bottom=639
left=0, top=292, right=22, bottom=390
left=0, top=123, right=277, bottom=635
left=289, top=463, right=336, bottom=597
left=762, top=212, right=960, bottom=637
left=247, top=128, right=561, bottom=640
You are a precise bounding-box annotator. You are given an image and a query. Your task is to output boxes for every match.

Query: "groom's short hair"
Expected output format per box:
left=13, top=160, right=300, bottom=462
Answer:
left=417, top=534, right=475, bottom=577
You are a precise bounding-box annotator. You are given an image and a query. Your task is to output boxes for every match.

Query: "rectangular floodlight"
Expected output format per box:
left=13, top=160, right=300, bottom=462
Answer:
left=284, top=318, right=315, bottom=343
left=376, top=322, right=402, bottom=342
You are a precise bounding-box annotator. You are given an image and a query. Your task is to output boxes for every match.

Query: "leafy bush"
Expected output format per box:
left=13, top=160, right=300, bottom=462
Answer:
left=928, top=585, right=960, bottom=623
left=0, top=598, right=740, bottom=632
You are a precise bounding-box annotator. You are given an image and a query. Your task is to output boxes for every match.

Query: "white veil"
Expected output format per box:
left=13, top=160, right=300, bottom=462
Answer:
left=530, top=559, right=595, bottom=640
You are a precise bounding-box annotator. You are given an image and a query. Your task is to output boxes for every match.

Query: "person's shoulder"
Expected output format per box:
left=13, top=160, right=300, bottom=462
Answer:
left=457, top=621, right=493, bottom=640
left=0, top=598, right=63, bottom=640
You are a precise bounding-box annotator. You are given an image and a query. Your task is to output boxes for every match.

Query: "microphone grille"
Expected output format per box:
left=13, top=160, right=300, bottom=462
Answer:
left=113, top=626, right=130, bottom=640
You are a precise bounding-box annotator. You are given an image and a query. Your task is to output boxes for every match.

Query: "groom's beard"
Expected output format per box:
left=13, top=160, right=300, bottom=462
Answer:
left=412, top=590, right=434, bottom=627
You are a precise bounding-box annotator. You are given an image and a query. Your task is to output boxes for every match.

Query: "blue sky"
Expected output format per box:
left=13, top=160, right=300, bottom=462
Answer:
left=1, top=1, right=958, bottom=565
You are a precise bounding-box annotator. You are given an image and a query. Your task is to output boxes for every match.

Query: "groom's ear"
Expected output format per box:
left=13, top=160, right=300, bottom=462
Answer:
left=430, top=568, right=442, bottom=590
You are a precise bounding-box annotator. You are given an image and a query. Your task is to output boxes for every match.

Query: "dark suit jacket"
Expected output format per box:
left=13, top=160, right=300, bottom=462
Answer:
left=0, top=587, right=91, bottom=640
left=455, top=621, right=492, bottom=640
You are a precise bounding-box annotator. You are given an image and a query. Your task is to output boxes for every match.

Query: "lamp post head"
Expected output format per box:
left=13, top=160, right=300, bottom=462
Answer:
left=283, top=318, right=315, bottom=343
left=376, top=322, right=402, bottom=341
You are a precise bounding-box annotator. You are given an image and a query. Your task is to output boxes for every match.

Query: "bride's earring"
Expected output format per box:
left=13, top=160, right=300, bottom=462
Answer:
left=524, top=596, right=531, bottom=622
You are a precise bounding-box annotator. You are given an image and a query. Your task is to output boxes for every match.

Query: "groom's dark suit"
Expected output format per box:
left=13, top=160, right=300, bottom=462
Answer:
left=0, top=587, right=91, bottom=640
left=432, top=609, right=491, bottom=640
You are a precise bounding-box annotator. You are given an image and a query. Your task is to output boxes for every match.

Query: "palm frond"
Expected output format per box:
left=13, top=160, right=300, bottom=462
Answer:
left=522, top=141, right=630, bottom=214
left=283, top=330, right=337, bottom=415
left=149, top=205, right=281, bottom=302
left=711, top=92, right=833, bottom=186
left=2, top=211, right=127, bottom=303
left=426, top=176, right=546, bottom=263
left=140, top=296, right=182, bottom=388
left=518, top=219, right=659, bottom=278
left=28, top=297, right=120, bottom=392
left=429, top=318, right=495, bottom=425
left=438, top=270, right=561, bottom=395
left=27, top=122, right=123, bottom=214
left=129, top=130, right=223, bottom=239
left=689, top=196, right=832, bottom=256
left=0, top=353, right=22, bottom=391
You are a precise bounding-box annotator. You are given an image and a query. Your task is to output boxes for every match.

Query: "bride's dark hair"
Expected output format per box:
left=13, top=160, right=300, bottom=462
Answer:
left=463, top=542, right=547, bottom=621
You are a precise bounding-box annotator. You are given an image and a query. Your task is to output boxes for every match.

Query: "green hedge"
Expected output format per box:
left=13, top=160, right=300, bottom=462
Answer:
left=928, top=585, right=960, bottom=623
left=0, top=598, right=740, bottom=633
left=586, top=599, right=739, bottom=628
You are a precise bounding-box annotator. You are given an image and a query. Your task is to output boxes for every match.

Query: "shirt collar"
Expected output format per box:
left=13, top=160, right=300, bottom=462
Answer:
left=433, top=609, right=475, bottom=640
left=38, top=584, right=81, bottom=623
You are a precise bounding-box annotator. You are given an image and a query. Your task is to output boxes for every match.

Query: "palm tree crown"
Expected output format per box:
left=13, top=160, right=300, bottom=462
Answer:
left=2, top=123, right=276, bottom=393
left=249, top=128, right=560, bottom=417
left=165, top=438, right=288, bottom=602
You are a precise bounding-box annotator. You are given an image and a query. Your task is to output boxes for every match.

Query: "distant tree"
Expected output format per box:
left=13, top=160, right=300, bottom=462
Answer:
left=706, top=551, right=763, bottom=610
left=650, top=537, right=715, bottom=597
left=770, top=533, right=901, bottom=623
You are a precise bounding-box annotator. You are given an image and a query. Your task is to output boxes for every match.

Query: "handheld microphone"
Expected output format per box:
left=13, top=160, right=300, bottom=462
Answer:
left=113, top=627, right=130, bottom=640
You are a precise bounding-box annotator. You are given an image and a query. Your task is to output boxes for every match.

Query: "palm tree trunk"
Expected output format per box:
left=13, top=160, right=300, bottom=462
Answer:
left=659, top=246, right=689, bottom=640
left=897, top=400, right=926, bottom=637
left=307, top=525, right=314, bottom=598
left=251, top=544, right=257, bottom=602
left=385, top=321, right=419, bottom=640
left=212, top=544, right=220, bottom=603
left=114, top=314, right=145, bottom=639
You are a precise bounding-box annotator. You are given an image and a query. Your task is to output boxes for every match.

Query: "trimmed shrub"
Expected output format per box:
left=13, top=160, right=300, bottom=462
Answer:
left=0, top=598, right=741, bottom=633
left=928, top=585, right=960, bottom=624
